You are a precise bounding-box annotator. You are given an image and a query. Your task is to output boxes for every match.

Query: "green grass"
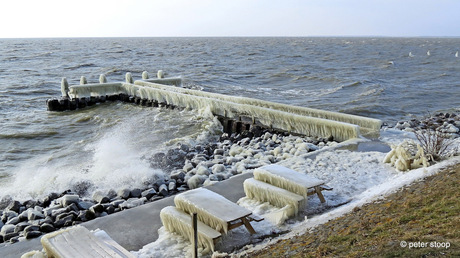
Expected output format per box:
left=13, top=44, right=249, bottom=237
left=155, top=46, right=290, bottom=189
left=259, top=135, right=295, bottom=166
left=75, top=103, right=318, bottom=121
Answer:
left=248, top=164, right=460, bottom=258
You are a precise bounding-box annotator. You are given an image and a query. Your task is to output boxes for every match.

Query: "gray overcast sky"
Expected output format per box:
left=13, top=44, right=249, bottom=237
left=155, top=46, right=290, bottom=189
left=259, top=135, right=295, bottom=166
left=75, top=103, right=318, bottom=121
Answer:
left=1, top=0, right=459, bottom=38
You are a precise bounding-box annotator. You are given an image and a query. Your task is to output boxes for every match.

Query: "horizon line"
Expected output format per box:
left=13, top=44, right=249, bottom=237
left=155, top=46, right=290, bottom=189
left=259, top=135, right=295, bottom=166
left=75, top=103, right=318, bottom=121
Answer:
left=2, top=35, right=460, bottom=40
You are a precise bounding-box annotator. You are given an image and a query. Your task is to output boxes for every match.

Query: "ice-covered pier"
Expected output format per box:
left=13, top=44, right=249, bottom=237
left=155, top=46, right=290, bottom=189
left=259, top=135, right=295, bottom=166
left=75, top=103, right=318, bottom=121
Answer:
left=46, top=70, right=382, bottom=142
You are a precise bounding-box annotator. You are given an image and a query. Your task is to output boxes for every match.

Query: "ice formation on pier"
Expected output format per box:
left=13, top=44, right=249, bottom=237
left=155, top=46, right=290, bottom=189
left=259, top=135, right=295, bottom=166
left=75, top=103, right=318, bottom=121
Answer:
left=135, top=80, right=382, bottom=132
left=254, top=164, right=325, bottom=197
left=68, top=83, right=123, bottom=99
left=160, top=206, right=220, bottom=254
left=123, top=83, right=360, bottom=141
left=61, top=75, right=383, bottom=141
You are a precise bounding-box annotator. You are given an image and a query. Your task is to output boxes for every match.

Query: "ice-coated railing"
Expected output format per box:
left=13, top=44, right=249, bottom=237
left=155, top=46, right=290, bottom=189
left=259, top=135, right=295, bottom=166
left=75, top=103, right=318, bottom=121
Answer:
left=134, top=80, right=382, bottom=133
left=47, top=70, right=383, bottom=141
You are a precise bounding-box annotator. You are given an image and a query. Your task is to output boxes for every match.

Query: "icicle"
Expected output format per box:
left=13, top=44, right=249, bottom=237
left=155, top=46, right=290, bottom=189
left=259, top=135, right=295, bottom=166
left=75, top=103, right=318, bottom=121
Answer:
left=160, top=206, right=220, bottom=254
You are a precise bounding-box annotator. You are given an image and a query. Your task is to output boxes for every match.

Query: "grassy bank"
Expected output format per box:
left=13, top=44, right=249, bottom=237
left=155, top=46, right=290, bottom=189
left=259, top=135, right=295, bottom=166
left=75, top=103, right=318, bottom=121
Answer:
left=243, top=164, right=459, bottom=257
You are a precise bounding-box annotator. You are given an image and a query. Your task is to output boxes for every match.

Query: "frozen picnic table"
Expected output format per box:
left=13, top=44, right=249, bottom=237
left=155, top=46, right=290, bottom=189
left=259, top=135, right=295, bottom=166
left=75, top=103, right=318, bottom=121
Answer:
left=254, top=164, right=331, bottom=203
left=174, top=188, right=257, bottom=234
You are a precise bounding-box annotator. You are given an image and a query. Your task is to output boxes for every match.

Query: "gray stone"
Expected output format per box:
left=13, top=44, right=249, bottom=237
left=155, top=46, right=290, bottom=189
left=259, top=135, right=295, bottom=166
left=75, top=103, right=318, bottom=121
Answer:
left=117, top=189, right=131, bottom=199
left=158, top=184, right=169, bottom=197
left=51, top=207, right=68, bottom=218
left=56, top=211, right=77, bottom=222
left=5, top=200, right=21, bottom=213
left=119, top=198, right=146, bottom=210
left=92, top=191, right=110, bottom=204
left=40, top=216, right=54, bottom=226
left=54, top=214, right=74, bottom=228
left=182, top=163, right=194, bottom=172
left=171, top=170, right=186, bottom=181
left=42, top=192, right=59, bottom=207
left=18, top=209, right=29, bottom=221
left=27, top=209, right=45, bottom=221
left=24, top=225, right=40, bottom=233
left=105, top=205, right=115, bottom=214
left=40, top=223, right=56, bottom=233
left=14, top=222, right=31, bottom=233
left=141, top=188, right=157, bottom=200
left=130, top=188, right=142, bottom=198
left=213, top=148, right=225, bottom=156
left=212, top=164, right=226, bottom=174
left=196, top=165, right=210, bottom=176
left=89, top=204, right=105, bottom=214
left=42, top=206, right=59, bottom=217
left=1, top=210, right=18, bottom=222
left=187, top=175, right=205, bottom=189
left=25, top=230, right=42, bottom=239
left=3, top=232, right=19, bottom=242
left=1, top=224, right=15, bottom=235
left=168, top=182, right=176, bottom=191
left=79, top=210, right=91, bottom=222
left=61, top=194, right=80, bottom=207
left=110, top=200, right=125, bottom=208
left=5, top=216, right=20, bottom=225
left=77, top=201, right=93, bottom=210
left=67, top=203, right=79, bottom=213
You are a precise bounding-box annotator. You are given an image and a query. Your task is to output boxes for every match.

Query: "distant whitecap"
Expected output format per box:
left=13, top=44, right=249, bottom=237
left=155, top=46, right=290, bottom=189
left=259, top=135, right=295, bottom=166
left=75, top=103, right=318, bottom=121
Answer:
left=427, top=51, right=430, bottom=56
left=456, top=51, right=459, bottom=58
left=409, top=52, right=414, bottom=57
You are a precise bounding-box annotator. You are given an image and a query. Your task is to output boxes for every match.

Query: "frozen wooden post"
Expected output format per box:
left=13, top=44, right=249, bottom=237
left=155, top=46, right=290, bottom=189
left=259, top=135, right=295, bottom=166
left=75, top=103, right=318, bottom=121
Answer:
left=157, top=70, right=164, bottom=79
left=142, top=71, right=149, bottom=79
left=80, top=76, right=87, bottom=85
left=192, top=212, right=198, bottom=258
left=126, top=72, right=133, bottom=84
left=61, top=77, right=69, bottom=98
left=99, top=74, right=107, bottom=83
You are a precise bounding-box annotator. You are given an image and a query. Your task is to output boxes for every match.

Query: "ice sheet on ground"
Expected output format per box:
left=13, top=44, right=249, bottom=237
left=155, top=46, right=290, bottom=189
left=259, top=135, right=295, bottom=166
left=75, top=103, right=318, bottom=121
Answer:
left=233, top=156, right=460, bottom=257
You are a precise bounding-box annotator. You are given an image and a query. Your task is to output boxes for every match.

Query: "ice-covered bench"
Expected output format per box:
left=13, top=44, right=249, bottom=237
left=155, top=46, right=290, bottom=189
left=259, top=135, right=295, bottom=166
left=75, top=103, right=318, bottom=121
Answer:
left=243, top=178, right=306, bottom=217
left=160, top=206, right=221, bottom=253
left=174, top=188, right=257, bottom=234
left=40, top=225, right=134, bottom=258
left=254, top=164, right=331, bottom=203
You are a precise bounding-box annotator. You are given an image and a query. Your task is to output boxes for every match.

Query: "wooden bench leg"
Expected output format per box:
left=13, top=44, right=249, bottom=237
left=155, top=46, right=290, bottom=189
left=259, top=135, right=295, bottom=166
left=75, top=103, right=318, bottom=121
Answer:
left=241, top=217, right=256, bottom=235
left=314, top=186, right=326, bottom=203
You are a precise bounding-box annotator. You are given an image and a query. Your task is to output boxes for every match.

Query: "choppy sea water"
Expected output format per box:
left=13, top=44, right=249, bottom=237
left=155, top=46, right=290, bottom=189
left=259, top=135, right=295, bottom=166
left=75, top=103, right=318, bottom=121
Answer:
left=1, top=37, right=459, bottom=200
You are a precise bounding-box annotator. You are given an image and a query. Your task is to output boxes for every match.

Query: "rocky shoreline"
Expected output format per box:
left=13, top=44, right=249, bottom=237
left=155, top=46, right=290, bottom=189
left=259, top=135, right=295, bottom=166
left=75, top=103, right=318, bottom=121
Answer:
left=388, top=112, right=460, bottom=137
left=0, top=127, right=336, bottom=245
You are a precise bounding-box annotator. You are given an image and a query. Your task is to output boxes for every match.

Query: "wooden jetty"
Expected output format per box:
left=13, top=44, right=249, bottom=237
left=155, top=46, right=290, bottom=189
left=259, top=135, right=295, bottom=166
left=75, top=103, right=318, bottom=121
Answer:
left=46, top=70, right=382, bottom=142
